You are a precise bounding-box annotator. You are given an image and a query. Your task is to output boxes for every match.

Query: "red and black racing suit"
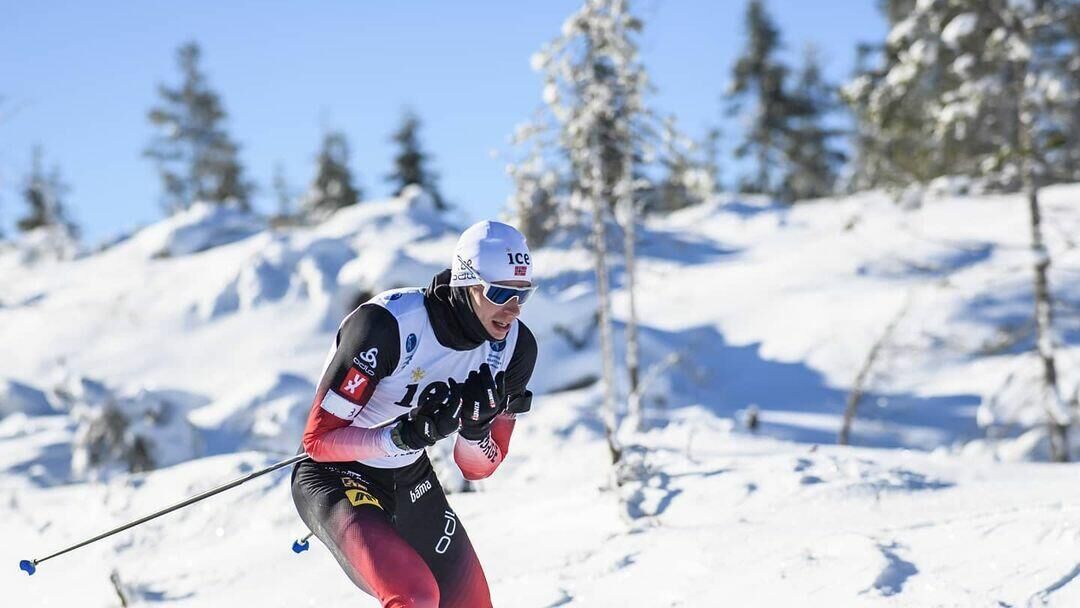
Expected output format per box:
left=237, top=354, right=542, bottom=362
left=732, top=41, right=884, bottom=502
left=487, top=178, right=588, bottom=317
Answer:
left=291, top=270, right=536, bottom=608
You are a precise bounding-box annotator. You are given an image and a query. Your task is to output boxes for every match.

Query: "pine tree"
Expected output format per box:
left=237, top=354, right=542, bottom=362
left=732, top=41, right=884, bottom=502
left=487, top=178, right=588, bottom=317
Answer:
left=650, top=117, right=714, bottom=212
left=18, top=149, right=51, bottom=233
left=271, top=163, right=294, bottom=220
left=17, top=146, right=76, bottom=236
left=779, top=45, right=846, bottom=202
left=530, top=0, right=660, bottom=456
left=844, top=0, right=1080, bottom=192
left=302, top=130, right=361, bottom=219
left=144, top=42, right=252, bottom=214
left=844, top=6, right=949, bottom=189
left=1041, top=3, right=1080, bottom=183
left=852, top=0, right=1080, bottom=460
left=702, top=127, right=722, bottom=195
left=880, top=0, right=916, bottom=26
left=845, top=41, right=897, bottom=191
left=505, top=112, right=583, bottom=243
left=726, top=0, right=798, bottom=197
left=386, top=109, right=445, bottom=210
left=506, top=121, right=561, bottom=246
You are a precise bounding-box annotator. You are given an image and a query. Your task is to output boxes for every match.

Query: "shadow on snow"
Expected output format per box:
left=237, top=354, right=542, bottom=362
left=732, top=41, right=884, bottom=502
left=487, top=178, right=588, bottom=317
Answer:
left=628, top=323, right=981, bottom=451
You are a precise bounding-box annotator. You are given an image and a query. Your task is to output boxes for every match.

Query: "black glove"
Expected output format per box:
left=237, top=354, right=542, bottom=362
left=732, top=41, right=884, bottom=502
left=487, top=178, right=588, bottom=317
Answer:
left=391, top=378, right=463, bottom=450
left=459, top=364, right=506, bottom=440
left=506, top=390, right=532, bottom=417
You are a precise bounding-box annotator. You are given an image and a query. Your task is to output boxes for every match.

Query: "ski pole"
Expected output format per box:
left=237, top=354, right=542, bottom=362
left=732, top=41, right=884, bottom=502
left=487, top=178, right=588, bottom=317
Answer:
left=287, top=415, right=406, bottom=556
left=292, top=531, right=315, bottom=553
left=19, top=452, right=310, bottom=576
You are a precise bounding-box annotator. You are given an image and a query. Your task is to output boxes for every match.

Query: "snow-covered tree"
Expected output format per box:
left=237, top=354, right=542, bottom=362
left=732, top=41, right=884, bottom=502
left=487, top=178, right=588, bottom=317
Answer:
left=386, top=109, right=445, bottom=210
left=844, top=0, right=1080, bottom=192
left=648, top=118, right=719, bottom=213
left=144, top=42, right=252, bottom=214
left=845, top=42, right=893, bottom=191
left=726, top=0, right=800, bottom=197
left=851, top=0, right=1080, bottom=460
left=844, top=1, right=956, bottom=190
left=779, top=45, right=846, bottom=202
left=700, top=126, right=723, bottom=197
left=301, top=130, right=361, bottom=220
left=271, top=163, right=295, bottom=220
left=506, top=119, right=563, bottom=246
left=17, top=146, right=77, bottom=236
left=881, top=0, right=917, bottom=25
left=530, top=0, right=661, bottom=459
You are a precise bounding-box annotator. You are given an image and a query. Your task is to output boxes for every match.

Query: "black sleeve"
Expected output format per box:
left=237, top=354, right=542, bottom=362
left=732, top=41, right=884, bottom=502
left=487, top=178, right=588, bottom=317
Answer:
left=503, top=321, right=537, bottom=403
left=336, top=304, right=400, bottom=376
left=318, top=304, right=401, bottom=407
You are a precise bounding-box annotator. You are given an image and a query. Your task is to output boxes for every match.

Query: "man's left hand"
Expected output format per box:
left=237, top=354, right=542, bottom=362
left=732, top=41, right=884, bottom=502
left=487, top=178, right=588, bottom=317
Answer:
left=459, top=363, right=505, bottom=440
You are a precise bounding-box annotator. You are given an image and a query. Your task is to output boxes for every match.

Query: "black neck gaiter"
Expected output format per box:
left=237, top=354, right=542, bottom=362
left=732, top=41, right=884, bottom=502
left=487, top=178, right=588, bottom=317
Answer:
left=423, top=269, right=495, bottom=350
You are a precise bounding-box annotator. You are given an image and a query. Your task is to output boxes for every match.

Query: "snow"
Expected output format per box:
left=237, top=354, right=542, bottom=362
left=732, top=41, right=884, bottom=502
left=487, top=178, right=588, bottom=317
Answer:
left=907, top=39, right=938, bottom=65
left=0, top=225, right=80, bottom=272
left=2, top=184, right=1080, bottom=606
left=127, top=202, right=265, bottom=258
left=884, top=60, right=919, bottom=90
left=886, top=16, right=917, bottom=48
left=941, top=13, right=978, bottom=49
left=951, top=53, right=975, bottom=78
left=0, top=380, right=54, bottom=418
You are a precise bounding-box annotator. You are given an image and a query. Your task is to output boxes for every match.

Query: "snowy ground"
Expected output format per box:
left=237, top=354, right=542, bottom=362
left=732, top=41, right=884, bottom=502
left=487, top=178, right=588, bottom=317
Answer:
left=2, top=186, right=1079, bottom=606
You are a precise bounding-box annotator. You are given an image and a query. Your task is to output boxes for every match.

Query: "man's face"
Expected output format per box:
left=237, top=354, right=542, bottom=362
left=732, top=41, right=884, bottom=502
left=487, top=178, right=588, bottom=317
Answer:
left=468, top=281, right=529, bottom=340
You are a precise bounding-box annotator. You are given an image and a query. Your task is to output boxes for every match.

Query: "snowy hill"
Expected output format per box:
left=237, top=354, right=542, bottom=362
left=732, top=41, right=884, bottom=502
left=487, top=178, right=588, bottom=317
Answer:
left=2, top=186, right=1079, bottom=606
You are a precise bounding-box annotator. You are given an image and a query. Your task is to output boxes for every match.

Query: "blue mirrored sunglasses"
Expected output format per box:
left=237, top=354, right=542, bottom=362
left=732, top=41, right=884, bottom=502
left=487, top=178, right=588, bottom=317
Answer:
left=457, top=255, right=535, bottom=305
left=476, top=275, right=535, bottom=306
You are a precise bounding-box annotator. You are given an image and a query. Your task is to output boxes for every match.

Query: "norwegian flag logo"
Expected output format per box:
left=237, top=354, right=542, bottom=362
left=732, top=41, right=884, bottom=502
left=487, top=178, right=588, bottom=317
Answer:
left=339, top=367, right=369, bottom=402
left=515, top=265, right=527, bottom=276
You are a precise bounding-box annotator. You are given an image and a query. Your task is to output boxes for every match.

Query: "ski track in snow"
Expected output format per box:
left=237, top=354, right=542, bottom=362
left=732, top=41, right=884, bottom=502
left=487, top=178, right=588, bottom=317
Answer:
left=1030, top=562, right=1080, bottom=605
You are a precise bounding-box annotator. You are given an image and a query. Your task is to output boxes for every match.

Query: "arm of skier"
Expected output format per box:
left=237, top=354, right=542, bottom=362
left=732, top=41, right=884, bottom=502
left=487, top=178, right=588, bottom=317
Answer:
left=301, top=303, right=403, bottom=462
left=454, top=323, right=537, bottom=480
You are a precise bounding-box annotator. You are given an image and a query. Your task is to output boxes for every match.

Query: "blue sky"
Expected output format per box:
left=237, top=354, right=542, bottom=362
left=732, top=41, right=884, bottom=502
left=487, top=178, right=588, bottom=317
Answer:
left=0, top=1, right=886, bottom=243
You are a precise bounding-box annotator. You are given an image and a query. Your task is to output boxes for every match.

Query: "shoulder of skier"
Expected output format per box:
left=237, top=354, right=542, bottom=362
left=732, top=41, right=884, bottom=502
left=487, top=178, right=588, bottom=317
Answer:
left=335, top=302, right=402, bottom=382
left=504, top=319, right=537, bottom=403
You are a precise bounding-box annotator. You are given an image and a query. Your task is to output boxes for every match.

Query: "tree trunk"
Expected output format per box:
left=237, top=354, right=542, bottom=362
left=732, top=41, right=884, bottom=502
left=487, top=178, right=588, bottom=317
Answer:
left=1026, top=177, right=1068, bottom=461
left=757, top=131, right=770, bottom=194
left=590, top=138, right=622, bottom=466
left=620, top=155, right=642, bottom=431
left=1019, top=85, right=1068, bottom=461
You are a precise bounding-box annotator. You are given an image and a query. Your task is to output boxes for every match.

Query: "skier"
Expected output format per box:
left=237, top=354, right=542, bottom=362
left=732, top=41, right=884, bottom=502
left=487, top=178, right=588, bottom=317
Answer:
left=292, top=220, right=538, bottom=608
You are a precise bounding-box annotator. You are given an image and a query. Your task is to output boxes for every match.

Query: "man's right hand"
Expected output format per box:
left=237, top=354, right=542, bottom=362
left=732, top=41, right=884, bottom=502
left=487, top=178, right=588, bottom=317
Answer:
left=390, top=378, right=464, bottom=450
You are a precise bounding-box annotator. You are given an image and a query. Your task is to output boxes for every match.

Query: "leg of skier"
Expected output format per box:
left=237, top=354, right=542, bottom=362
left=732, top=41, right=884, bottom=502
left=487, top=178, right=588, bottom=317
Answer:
left=393, top=467, right=493, bottom=608
left=292, top=461, right=440, bottom=608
